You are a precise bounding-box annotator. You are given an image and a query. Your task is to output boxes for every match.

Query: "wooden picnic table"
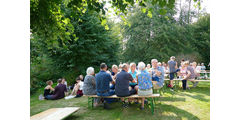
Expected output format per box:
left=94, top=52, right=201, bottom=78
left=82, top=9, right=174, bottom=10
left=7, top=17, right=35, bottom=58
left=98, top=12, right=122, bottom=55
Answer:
left=84, top=94, right=160, bottom=115
left=30, top=107, right=79, bottom=120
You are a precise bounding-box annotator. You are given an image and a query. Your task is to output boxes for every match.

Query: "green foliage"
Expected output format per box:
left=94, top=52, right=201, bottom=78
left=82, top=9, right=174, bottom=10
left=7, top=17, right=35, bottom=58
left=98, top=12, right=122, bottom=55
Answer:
left=122, top=4, right=209, bottom=64
left=192, top=14, right=210, bottom=65
left=30, top=9, right=121, bottom=94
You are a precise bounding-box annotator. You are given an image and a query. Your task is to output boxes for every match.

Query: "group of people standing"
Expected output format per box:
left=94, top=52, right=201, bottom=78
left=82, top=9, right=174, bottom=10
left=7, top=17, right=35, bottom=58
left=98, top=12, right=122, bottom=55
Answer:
left=42, top=56, right=208, bottom=110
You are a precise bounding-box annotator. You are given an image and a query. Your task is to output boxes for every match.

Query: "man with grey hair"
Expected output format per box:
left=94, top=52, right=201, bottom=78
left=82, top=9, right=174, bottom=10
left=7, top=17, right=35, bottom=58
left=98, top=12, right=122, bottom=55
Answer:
left=115, top=63, right=137, bottom=108
left=168, top=56, right=180, bottom=90
left=151, top=59, right=165, bottom=87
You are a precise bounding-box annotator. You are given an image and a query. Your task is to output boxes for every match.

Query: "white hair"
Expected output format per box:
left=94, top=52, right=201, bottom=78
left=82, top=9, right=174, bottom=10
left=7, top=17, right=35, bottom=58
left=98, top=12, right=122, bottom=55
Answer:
left=130, top=62, right=136, bottom=68
left=86, top=67, right=94, bottom=75
left=151, top=59, right=158, bottom=63
left=170, top=56, right=175, bottom=60
left=138, top=62, right=146, bottom=71
left=112, top=65, right=118, bottom=69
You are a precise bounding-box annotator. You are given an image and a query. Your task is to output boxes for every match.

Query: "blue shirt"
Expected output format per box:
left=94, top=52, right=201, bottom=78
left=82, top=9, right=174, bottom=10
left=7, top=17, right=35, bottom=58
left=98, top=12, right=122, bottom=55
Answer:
left=129, top=70, right=137, bottom=79
left=95, top=70, right=113, bottom=93
left=151, top=66, right=165, bottom=82
left=168, top=60, right=176, bottom=73
left=137, top=70, right=152, bottom=90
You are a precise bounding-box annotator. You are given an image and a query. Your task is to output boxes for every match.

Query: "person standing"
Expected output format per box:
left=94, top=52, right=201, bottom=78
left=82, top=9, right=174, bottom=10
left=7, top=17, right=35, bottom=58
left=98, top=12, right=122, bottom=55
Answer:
left=168, top=56, right=179, bottom=90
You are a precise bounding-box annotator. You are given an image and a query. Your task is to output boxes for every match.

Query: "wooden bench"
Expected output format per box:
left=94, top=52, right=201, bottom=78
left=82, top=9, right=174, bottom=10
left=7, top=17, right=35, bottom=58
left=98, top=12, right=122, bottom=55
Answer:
left=30, top=107, right=79, bottom=120
left=84, top=94, right=160, bottom=115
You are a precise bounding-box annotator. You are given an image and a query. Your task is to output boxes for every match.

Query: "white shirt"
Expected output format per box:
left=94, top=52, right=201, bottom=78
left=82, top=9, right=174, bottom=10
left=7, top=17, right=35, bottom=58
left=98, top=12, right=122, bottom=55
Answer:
left=78, top=81, right=84, bottom=90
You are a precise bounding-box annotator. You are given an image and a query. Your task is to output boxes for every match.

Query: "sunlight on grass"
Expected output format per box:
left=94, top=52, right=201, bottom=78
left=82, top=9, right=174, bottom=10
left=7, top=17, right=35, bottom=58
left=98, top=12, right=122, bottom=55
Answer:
left=30, top=82, right=210, bottom=120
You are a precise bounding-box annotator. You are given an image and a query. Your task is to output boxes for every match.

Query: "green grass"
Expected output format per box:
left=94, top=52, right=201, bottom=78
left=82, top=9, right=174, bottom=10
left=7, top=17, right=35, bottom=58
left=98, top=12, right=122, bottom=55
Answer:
left=30, top=82, right=210, bottom=120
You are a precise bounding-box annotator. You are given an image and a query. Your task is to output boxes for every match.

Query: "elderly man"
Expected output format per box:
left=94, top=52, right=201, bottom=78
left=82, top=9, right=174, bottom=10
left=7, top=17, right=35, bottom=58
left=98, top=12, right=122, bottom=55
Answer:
left=115, top=63, right=137, bottom=108
left=95, top=63, right=115, bottom=109
left=151, top=59, right=165, bottom=87
left=168, top=56, right=180, bottom=90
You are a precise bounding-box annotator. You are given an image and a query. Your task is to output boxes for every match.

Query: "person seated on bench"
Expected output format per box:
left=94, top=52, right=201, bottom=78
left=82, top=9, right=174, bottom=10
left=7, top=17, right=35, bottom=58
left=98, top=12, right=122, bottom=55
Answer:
left=110, top=65, right=119, bottom=90
left=181, top=61, right=196, bottom=90
left=137, top=62, right=153, bottom=110
left=95, top=63, right=115, bottom=109
left=129, top=62, right=138, bottom=90
left=151, top=59, right=165, bottom=87
left=83, top=67, right=100, bottom=106
left=71, top=77, right=84, bottom=97
left=45, top=78, right=67, bottom=100
left=44, top=80, right=54, bottom=99
left=115, top=63, right=137, bottom=108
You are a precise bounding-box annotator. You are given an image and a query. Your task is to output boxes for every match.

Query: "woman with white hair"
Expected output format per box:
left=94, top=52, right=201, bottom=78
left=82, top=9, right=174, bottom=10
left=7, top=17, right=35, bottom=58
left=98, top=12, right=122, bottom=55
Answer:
left=83, top=67, right=96, bottom=95
left=137, top=62, right=153, bottom=110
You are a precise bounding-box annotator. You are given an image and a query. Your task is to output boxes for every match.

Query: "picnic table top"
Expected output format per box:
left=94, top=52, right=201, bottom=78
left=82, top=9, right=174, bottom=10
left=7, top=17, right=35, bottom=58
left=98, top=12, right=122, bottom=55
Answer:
left=30, top=107, right=79, bottom=120
left=84, top=94, right=160, bottom=98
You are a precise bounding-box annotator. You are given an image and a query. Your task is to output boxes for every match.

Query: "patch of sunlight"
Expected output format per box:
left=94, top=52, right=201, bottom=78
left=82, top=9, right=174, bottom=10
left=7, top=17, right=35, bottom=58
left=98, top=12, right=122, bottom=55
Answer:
left=162, top=111, right=178, bottom=117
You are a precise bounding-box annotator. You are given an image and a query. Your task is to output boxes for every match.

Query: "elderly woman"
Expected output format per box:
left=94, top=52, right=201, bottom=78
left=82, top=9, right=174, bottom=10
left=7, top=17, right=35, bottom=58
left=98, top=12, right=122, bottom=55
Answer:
left=137, top=62, right=153, bottom=110
left=83, top=67, right=96, bottom=95
left=129, top=62, right=138, bottom=89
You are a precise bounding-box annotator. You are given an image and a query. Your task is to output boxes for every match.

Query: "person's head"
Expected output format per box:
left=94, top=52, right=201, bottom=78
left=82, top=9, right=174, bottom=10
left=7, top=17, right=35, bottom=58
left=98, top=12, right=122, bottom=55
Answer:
left=100, top=63, right=108, bottom=71
left=197, top=63, right=200, bottom=66
left=112, top=65, right=118, bottom=73
left=57, top=78, right=62, bottom=84
left=157, top=62, right=162, bottom=66
left=184, top=61, right=190, bottom=67
left=181, top=58, right=185, bottom=63
left=192, top=62, right=197, bottom=67
left=147, top=64, right=151, bottom=69
left=190, top=63, right=193, bottom=66
left=122, top=63, right=128, bottom=71
left=46, top=80, right=53, bottom=86
left=151, top=59, right=158, bottom=68
left=119, top=64, right=123, bottom=69
left=138, top=62, right=146, bottom=71
left=62, top=78, right=66, bottom=83
left=79, top=75, right=84, bottom=80
left=170, top=56, right=175, bottom=61
left=130, top=62, right=136, bottom=71
left=201, top=63, right=204, bottom=66
left=76, top=77, right=81, bottom=83
left=86, top=67, right=95, bottom=76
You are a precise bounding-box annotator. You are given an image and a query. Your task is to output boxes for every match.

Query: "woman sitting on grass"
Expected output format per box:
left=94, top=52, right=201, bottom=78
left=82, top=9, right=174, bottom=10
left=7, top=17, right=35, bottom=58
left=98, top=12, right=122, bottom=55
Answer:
left=71, top=77, right=84, bottom=97
left=137, top=62, right=153, bottom=110
left=44, top=80, right=54, bottom=99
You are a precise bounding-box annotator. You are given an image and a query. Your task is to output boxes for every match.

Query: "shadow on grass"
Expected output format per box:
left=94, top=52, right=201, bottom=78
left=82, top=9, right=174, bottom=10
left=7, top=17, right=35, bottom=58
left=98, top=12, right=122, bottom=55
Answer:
left=159, top=97, right=186, bottom=102
left=155, top=104, right=200, bottom=120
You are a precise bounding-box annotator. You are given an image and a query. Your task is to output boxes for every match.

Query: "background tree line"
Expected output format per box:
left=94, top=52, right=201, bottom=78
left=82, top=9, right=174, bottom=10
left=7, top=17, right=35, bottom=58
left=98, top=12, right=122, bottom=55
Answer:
left=30, top=0, right=208, bottom=94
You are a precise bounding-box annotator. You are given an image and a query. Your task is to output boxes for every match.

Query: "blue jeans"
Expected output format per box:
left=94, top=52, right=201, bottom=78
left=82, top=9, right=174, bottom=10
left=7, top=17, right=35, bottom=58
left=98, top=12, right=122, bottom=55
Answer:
left=45, top=95, right=54, bottom=100
left=170, top=69, right=180, bottom=80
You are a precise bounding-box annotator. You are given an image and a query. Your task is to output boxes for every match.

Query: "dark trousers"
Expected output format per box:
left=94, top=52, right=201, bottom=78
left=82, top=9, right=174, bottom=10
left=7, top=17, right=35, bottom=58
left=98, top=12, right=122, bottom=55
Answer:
left=182, top=80, right=187, bottom=90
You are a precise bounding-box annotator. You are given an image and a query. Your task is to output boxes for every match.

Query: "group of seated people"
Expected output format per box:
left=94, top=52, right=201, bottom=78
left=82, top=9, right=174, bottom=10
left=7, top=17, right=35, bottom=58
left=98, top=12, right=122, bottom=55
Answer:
left=43, top=56, right=209, bottom=110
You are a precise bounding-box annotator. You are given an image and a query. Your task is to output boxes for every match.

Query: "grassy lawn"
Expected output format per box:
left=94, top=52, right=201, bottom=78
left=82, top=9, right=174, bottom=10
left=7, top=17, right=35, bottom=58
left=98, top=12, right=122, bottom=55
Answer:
left=30, top=82, right=210, bottom=120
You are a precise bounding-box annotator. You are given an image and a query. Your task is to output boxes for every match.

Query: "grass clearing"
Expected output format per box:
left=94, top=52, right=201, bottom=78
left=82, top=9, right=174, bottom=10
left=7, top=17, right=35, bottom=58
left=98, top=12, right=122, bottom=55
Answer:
left=30, top=82, right=210, bottom=120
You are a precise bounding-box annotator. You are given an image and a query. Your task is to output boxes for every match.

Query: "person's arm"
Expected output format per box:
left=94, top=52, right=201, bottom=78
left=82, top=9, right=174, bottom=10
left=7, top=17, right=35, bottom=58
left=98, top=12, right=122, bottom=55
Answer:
left=109, top=74, right=115, bottom=84
left=183, top=70, right=191, bottom=80
left=175, top=62, right=178, bottom=69
left=50, top=86, right=55, bottom=91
